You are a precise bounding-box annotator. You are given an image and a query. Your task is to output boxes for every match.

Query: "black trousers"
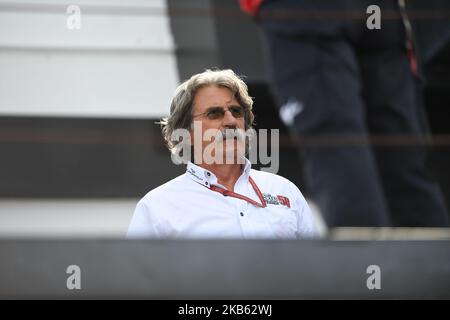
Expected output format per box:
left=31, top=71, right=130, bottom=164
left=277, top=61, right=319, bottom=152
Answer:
left=258, top=0, right=449, bottom=227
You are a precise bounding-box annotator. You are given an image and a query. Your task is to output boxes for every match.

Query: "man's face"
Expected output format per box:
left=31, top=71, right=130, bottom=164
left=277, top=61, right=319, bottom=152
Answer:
left=190, top=85, right=246, bottom=165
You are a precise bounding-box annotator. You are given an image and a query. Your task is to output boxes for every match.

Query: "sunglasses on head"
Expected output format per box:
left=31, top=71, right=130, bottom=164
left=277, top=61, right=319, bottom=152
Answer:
left=193, top=106, right=245, bottom=120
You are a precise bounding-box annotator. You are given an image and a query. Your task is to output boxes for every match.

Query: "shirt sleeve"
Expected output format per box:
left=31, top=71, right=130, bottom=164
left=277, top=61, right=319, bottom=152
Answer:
left=126, top=199, right=161, bottom=239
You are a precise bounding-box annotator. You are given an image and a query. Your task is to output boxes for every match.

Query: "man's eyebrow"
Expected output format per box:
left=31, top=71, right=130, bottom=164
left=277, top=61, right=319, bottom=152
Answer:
left=205, top=105, right=224, bottom=110
left=207, top=104, right=242, bottom=108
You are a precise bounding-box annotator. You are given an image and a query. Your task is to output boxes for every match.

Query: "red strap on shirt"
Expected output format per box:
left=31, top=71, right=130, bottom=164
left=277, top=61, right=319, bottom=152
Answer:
left=210, top=176, right=267, bottom=208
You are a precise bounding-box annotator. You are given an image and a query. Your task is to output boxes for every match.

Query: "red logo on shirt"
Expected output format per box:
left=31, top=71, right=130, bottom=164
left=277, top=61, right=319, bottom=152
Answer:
left=277, top=195, right=291, bottom=208
left=263, top=193, right=291, bottom=208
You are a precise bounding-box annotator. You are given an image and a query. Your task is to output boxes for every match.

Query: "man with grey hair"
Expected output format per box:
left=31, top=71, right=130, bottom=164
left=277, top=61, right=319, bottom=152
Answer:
left=127, top=69, right=318, bottom=239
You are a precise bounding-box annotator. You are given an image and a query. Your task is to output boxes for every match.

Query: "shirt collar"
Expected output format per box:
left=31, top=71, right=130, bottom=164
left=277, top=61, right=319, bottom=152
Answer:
left=185, top=157, right=252, bottom=188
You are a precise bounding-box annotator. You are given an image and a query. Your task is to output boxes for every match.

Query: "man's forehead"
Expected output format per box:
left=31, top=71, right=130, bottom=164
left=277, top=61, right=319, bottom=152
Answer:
left=194, top=86, right=238, bottom=105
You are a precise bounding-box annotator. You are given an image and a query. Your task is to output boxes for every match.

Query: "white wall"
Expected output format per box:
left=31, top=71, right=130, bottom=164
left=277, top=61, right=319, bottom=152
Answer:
left=0, top=0, right=178, bottom=118
left=0, top=199, right=137, bottom=238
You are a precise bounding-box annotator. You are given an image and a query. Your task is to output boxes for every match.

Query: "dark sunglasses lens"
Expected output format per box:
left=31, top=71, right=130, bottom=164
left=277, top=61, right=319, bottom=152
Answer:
left=230, top=106, right=244, bottom=118
left=206, top=108, right=225, bottom=120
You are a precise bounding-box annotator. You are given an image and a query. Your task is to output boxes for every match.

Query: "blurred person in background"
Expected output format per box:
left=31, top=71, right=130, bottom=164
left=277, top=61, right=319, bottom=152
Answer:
left=127, top=69, right=319, bottom=239
left=240, top=0, right=450, bottom=227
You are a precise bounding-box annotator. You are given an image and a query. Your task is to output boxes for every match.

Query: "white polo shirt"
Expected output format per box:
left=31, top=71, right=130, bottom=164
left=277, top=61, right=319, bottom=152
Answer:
left=127, top=158, right=318, bottom=239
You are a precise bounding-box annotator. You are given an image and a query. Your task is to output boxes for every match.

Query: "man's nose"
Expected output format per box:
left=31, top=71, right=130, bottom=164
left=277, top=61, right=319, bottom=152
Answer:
left=222, top=108, right=238, bottom=126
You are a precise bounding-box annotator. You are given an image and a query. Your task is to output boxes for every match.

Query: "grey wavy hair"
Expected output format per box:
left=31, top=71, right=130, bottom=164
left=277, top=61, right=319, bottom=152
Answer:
left=160, top=69, right=255, bottom=153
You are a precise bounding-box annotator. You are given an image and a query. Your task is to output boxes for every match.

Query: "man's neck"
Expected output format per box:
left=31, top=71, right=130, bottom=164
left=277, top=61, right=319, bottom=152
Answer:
left=198, top=163, right=242, bottom=191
